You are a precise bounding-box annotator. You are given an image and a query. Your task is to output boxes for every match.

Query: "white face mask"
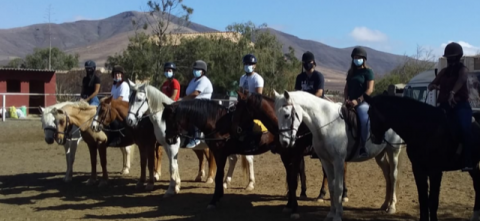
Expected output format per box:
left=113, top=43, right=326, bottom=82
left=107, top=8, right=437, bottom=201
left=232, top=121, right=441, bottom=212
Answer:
left=244, top=65, right=254, bottom=73
left=113, top=77, right=122, bottom=82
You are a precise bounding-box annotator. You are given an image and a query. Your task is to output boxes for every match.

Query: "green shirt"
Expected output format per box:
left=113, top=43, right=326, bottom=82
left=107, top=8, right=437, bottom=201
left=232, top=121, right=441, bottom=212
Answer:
left=346, top=68, right=374, bottom=100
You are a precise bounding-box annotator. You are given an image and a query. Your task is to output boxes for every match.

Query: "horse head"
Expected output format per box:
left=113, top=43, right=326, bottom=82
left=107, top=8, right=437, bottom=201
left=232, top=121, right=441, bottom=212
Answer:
left=127, top=79, right=149, bottom=127
left=50, top=107, right=70, bottom=145
left=39, top=106, right=56, bottom=144
left=92, top=96, right=115, bottom=132
left=161, top=102, right=180, bottom=145
left=363, top=93, right=388, bottom=144
left=230, top=90, right=253, bottom=138
left=273, top=90, right=304, bottom=148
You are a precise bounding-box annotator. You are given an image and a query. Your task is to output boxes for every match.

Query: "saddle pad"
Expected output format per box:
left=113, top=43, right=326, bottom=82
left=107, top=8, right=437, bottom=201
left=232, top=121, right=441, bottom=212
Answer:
left=253, top=119, right=268, bottom=133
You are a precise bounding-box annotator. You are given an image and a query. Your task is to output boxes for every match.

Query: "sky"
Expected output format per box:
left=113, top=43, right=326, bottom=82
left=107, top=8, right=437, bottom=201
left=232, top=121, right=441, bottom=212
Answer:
left=1, top=0, right=479, bottom=59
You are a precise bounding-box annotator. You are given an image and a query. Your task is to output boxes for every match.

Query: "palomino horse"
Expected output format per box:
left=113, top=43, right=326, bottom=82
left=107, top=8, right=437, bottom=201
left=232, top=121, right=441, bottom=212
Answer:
left=91, top=96, right=163, bottom=190
left=50, top=100, right=136, bottom=187
left=161, top=98, right=275, bottom=209
left=274, top=90, right=403, bottom=221
left=125, top=81, right=254, bottom=195
left=39, top=102, right=134, bottom=182
left=230, top=91, right=349, bottom=217
left=363, top=93, right=480, bottom=221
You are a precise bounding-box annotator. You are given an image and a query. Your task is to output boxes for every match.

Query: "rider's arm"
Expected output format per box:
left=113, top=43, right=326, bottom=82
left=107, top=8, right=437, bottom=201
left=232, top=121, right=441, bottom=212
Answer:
left=314, top=73, right=324, bottom=97
left=85, top=84, right=100, bottom=101
left=255, top=76, right=264, bottom=94
left=294, top=75, right=301, bottom=91
left=428, top=69, right=445, bottom=90
left=451, top=67, right=469, bottom=94
left=357, top=69, right=374, bottom=102
left=171, top=79, right=180, bottom=101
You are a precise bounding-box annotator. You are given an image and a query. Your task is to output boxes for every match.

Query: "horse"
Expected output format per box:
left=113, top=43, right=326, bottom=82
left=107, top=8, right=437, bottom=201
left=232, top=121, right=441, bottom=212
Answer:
left=161, top=98, right=275, bottom=209
left=230, top=90, right=349, bottom=216
left=50, top=100, right=136, bottom=187
left=90, top=96, right=164, bottom=190
left=274, top=90, right=403, bottom=221
left=39, top=102, right=134, bottom=183
left=363, top=93, right=480, bottom=221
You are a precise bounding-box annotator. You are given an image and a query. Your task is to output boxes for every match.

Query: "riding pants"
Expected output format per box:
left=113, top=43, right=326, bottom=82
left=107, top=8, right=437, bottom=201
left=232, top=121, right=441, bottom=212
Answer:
left=88, top=96, right=100, bottom=106
left=355, top=101, right=370, bottom=145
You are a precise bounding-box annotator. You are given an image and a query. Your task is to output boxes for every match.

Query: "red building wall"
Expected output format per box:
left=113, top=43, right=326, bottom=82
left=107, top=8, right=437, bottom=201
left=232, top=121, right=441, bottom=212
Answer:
left=0, top=69, right=56, bottom=114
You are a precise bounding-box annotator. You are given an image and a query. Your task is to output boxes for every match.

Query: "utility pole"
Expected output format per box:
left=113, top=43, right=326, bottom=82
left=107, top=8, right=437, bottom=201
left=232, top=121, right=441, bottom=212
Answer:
left=45, top=4, right=52, bottom=70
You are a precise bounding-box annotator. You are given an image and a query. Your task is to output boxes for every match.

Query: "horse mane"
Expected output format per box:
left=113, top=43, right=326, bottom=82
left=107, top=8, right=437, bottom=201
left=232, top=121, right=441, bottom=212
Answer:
left=247, top=93, right=275, bottom=108
left=275, top=90, right=340, bottom=112
left=370, top=94, right=445, bottom=121
left=69, top=100, right=93, bottom=110
left=164, top=99, right=227, bottom=128
left=139, top=83, right=174, bottom=112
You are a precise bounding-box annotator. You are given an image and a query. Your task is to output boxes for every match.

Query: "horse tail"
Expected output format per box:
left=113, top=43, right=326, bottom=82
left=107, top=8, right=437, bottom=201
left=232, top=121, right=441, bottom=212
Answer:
left=241, top=155, right=249, bottom=183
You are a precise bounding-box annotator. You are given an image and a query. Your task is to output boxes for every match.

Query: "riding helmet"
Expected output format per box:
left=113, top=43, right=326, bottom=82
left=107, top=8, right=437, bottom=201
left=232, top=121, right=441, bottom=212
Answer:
left=84, top=60, right=96, bottom=69
left=302, top=51, right=315, bottom=62
left=243, top=54, right=257, bottom=64
left=111, top=65, right=125, bottom=78
left=192, top=60, right=208, bottom=73
left=164, top=62, right=177, bottom=70
left=351, top=46, right=367, bottom=59
left=443, top=42, right=463, bottom=58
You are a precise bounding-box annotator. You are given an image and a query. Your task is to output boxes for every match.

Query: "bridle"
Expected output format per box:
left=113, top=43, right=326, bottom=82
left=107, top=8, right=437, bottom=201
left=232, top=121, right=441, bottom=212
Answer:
left=128, top=90, right=150, bottom=122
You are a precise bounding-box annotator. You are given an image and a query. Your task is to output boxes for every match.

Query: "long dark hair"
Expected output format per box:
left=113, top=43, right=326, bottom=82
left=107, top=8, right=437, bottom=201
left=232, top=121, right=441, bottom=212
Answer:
left=346, top=59, right=371, bottom=80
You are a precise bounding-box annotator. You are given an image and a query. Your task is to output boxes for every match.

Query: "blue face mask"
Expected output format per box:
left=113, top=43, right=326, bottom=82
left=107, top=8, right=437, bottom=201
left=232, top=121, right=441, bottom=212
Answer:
left=164, top=71, right=173, bottom=78
left=193, top=70, right=202, bottom=78
left=353, top=58, right=364, bottom=66
left=244, top=65, right=254, bottom=73
left=113, top=77, right=122, bottom=83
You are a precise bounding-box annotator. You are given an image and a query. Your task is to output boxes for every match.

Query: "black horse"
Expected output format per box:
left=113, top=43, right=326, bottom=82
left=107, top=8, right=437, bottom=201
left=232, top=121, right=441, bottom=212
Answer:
left=364, top=93, right=480, bottom=221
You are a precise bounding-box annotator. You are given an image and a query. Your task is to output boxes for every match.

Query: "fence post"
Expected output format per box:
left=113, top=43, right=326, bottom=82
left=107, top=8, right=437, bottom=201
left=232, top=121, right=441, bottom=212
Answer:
left=2, top=94, right=5, bottom=122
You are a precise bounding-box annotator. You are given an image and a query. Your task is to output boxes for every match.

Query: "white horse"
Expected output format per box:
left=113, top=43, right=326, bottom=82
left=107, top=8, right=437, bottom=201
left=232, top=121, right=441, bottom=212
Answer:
left=39, top=102, right=134, bottom=182
left=125, top=80, right=256, bottom=196
left=273, top=90, right=403, bottom=221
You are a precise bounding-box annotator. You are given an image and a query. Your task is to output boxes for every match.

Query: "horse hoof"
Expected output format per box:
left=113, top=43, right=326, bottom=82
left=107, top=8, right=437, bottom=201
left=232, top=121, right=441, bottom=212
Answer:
left=145, top=183, right=154, bottom=191
left=121, top=168, right=130, bottom=175
left=386, top=207, right=396, bottom=214
left=86, top=178, right=96, bottom=186
left=223, top=183, right=228, bottom=189
left=283, top=207, right=293, bottom=213
left=245, top=185, right=254, bottom=191
left=207, top=204, right=216, bottom=210
left=206, top=177, right=214, bottom=184
left=98, top=180, right=108, bottom=188
left=194, top=176, right=202, bottom=182
left=342, top=197, right=349, bottom=203
left=299, top=195, right=308, bottom=200
left=63, top=176, right=72, bottom=183
left=154, top=173, right=161, bottom=181
left=380, top=204, right=388, bottom=211
left=291, top=213, right=300, bottom=219
left=316, top=198, right=326, bottom=203
left=163, top=192, right=175, bottom=198
left=136, top=182, right=145, bottom=189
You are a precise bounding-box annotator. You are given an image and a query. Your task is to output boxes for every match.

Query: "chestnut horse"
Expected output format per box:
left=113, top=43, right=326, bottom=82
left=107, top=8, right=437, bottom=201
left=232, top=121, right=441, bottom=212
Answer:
left=50, top=100, right=136, bottom=187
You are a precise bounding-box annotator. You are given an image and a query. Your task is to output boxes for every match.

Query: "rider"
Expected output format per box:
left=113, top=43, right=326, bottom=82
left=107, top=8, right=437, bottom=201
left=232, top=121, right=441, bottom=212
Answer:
left=184, top=60, right=214, bottom=148
left=428, top=42, right=473, bottom=172
left=294, top=51, right=325, bottom=158
left=108, top=65, right=130, bottom=146
left=344, top=46, right=375, bottom=158
left=161, top=62, right=181, bottom=101
left=238, top=53, right=268, bottom=147
left=81, top=60, right=101, bottom=106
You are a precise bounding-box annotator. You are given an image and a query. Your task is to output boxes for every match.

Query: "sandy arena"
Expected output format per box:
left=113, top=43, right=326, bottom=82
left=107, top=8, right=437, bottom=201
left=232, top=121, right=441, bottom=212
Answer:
left=0, top=120, right=475, bottom=221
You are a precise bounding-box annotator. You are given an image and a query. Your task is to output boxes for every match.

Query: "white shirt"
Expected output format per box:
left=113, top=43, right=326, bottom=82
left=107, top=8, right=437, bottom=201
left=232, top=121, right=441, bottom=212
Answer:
left=185, top=76, right=213, bottom=99
left=111, top=81, right=130, bottom=102
left=239, top=72, right=264, bottom=94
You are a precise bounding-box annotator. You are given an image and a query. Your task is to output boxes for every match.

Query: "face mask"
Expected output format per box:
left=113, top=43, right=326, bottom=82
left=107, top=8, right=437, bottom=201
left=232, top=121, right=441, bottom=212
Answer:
left=353, top=58, right=364, bottom=66
left=447, top=57, right=460, bottom=67
left=113, top=77, right=122, bottom=83
left=86, top=68, right=94, bottom=75
left=303, top=62, right=313, bottom=71
left=244, top=65, right=254, bottom=73
left=193, top=70, right=202, bottom=78
left=164, top=71, right=173, bottom=78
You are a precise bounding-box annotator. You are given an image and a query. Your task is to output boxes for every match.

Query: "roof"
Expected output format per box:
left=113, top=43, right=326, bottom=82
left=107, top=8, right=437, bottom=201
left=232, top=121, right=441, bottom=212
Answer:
left=0, top=68, right=55, bottom=73
left=406, top=69, right=437, bottom=86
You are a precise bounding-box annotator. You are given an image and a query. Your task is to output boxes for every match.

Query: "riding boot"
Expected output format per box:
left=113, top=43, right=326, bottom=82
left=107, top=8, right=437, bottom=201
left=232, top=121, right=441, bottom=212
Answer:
left=186, top=126, right=200, bottom=148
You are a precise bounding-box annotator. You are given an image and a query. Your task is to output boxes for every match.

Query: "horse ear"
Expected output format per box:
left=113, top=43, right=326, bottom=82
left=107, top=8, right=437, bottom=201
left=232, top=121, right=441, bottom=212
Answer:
left=128, top=79, right=135, bottom=88
left=283, top=90, right=290, bottom=100
left=363, top=93, right=373, bottom=104
left=273, top=90, right=280, bottom=97
left=162, top=102, right=169, bottom=108
left=38, top=106, right=44, bottom=113
left=105, top=95, right=113, bottom=103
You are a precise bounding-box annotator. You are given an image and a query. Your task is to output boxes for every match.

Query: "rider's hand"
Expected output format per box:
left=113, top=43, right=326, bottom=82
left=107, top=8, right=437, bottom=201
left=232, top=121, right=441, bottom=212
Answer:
left=448, top=92, right=457, bottom=107
left=428, top=84, right=439, bottom=91
left=351, top=99, right=359, bottom=107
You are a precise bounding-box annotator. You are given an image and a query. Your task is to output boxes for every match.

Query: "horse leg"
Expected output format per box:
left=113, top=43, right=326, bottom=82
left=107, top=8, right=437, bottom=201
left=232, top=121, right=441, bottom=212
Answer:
left=411, top=163, right=429, bottom=221
left=163, top=143, right=181, bottom=197
left=154, top=143, right=162, bottom=181
left=375, top=150, right=393, bottom=213
left=318, top=167, right=328, bottom=202
left=205, top=148, right=216, bottom=184
left=63, top=142, right=74, bottom=182
left=332, top=160, right=345, bottom=221
left=385, top=147, right=402, bottom=214
left=468, top=169, right=480, bottom=221
left=281, top=150, right=301, bottom=219
left=298, top=157, right=307, bottom=200
left=98, top=144, right=109, bottom=187
left=207, top=151, right=227, bottom=209
left=321, top=159, right=337, bottom=221
left=428, top=171, right=443, bottom=221
left=193, top=149, right=205, bottom=182
left=145, top=142, right=156, bottom=191
left=86, top=143, right=98, bottom=186
left=120, top=146, right=130, bottom=175
left=243, top=155, right=255, bottom=191
left=136, top=144, right=147, bottom=189
left=223, top=154, right=237, bottom=189
left=342, top=162, right=349, bottom=203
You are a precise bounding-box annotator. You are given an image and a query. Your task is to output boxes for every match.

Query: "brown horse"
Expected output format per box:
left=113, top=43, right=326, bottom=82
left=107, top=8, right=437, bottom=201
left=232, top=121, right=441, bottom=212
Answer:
left=162, top=99, right=276, bottom=209
left=230, top=91, right=348, bottom=217
left=92, top=96, right=217, bottom=187
left=50, top=100, right=136, bottom=187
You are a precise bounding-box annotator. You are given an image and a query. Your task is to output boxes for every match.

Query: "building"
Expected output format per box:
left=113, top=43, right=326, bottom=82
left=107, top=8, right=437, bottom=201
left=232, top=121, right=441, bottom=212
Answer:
left=438, top=55, right=480, bottom=71
left=0, top=68, right=56, bottom=115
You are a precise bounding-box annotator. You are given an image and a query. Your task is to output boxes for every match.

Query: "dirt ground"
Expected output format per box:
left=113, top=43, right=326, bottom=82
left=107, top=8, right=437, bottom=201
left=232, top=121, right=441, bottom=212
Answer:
left=0, top=120, right=475, bottom=221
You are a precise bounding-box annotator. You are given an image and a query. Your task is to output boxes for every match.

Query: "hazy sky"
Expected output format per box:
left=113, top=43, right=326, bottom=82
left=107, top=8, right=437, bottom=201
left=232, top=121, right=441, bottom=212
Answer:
left=1, top=0, right=479, bottom=58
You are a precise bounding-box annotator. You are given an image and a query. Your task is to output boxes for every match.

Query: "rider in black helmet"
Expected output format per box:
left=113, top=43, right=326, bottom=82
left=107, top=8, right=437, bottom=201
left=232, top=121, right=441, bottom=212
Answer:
left=81, top=60, right=101, bottom=106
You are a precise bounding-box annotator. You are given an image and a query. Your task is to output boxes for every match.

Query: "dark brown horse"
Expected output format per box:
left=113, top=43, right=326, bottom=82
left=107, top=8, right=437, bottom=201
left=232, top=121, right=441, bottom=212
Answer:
left=230, top=91, right=348, bottom=217
left=162, top=99, right=275, bottom=209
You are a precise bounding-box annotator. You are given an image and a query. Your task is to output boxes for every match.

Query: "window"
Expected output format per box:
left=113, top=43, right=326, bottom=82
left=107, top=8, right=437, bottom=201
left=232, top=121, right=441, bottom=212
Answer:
left=405, top=87, right=427, bottom=102
left=474, top=57, right=480, bottom=71
left=6, top=80, right=21, bottom=93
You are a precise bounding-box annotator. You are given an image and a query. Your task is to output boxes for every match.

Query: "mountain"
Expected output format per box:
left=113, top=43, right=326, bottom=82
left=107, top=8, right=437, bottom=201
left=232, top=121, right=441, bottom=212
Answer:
left=0, top=11, right=407, bottom=91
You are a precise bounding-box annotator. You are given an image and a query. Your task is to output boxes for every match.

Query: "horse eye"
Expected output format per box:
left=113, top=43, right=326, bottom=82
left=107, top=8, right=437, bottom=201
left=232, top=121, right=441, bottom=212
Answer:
left=284, top=114, right=290, bottom=119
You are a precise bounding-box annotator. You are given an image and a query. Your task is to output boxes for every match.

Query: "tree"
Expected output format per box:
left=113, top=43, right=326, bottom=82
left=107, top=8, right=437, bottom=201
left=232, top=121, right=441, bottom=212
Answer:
left=4, top=47, right=79, bottom=70
left=373, top=45, right=436, bottom=95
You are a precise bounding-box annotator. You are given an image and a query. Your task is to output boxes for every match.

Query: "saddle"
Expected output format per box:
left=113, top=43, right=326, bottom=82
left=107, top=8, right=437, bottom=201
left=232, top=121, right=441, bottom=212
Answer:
left=340, top=104, right=362, bottom=161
